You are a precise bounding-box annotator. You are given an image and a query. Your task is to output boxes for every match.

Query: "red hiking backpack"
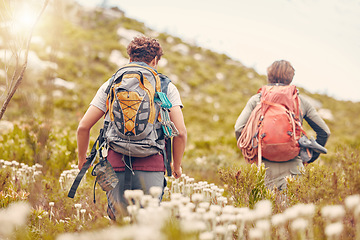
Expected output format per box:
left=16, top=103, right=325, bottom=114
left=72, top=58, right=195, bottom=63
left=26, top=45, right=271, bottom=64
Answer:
left=237, top=85, right=305, bottom=165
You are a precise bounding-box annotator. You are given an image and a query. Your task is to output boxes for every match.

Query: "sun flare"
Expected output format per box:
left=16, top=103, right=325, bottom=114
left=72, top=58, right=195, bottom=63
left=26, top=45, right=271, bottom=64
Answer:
left=12, top=4, right=39, bottom=33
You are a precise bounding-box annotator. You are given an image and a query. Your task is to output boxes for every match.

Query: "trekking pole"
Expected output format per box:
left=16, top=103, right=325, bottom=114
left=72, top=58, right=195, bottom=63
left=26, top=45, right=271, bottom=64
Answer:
left=257, top=140, right=262, bottom=170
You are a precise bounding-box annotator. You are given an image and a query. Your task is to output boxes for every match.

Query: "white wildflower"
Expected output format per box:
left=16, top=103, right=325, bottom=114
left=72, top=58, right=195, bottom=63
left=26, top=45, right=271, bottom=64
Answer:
left=256, top=219, right=271, bottom=232
left=196, top=207, right=206, bottom=215
left=214, top=225, right=226, bottom=237
left=203, top=211, right=217, bottom=226
left=127, top=205, right=138, bottom=219
left=199, top=231, right=214, bottom=240
left=217, top=196, right=228, bottom=206
left=132, top=189, right=144, bottom=200
left=219, top=213, right=235, bottom=225
left=228, top=224, right=237, bottom=232
left=171, top=193, right=182, bottom=201
left=290, top=218, right=308, bottom=232
left=122, top=216, right=131, bottom=224
left=209, top=205, right=222, bottom=215
left=321, top=205, right=345, bottom=222
left=141, top=195, right=153, bottom=208
left=149, top=186, right=162, bottom=199
left=243, top=210, right=257, bottom=223
left=186, top=202, right=195, bottom=212
left=131, top=189, right=144, bottom=208
left=192, top=193, right=203, bottom=203
left=248, top=228, right=264, bottom=240
left=198, top=202, right=210, bottom=211
left=80, top=209, right=86, bottom=222
left=180, top=196, right=191, bottom=206
left=284, top=205, right=300, bottom=222
left=345, top=194, right=360, bottom=211
left=124, top=190, right=134, bottom=200
left=235, top=207, right=250, bottom=215
left=74, top=203, right=81, bottom=219
left=298, top=203, right=316, bottom=218
left=254, top=200, right=272, bottom=219
left=49, top=202, right=55, bottom=221
left=325, top=222, right=343, bottom=238
left=0, top=202, right=31, bottom=237
left=181, top=219, right=207, bottom=233
left=222, top=205, right=235, bottom=215
left=271, top=213, right=287, bottom=226
left=34, top=163, right=43, bottom=169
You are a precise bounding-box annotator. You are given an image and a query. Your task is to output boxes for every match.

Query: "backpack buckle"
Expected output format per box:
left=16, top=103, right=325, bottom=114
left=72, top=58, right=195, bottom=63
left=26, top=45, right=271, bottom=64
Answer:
left=100, top=143, right=109, bottom=158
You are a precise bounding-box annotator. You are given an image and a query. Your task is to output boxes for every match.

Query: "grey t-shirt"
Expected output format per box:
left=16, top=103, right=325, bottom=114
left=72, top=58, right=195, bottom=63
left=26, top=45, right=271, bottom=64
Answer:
left=90, top=79, right=183, bottom=113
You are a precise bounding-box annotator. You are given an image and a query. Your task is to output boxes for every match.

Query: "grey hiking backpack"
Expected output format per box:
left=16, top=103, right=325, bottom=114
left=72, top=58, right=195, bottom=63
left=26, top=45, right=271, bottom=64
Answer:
left=104, top=63, right=177, bottom=157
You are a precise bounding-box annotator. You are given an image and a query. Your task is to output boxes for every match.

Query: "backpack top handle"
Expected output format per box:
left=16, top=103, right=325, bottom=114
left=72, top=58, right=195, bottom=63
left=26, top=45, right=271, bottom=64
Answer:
left=114, top=70, right=144, bottom=86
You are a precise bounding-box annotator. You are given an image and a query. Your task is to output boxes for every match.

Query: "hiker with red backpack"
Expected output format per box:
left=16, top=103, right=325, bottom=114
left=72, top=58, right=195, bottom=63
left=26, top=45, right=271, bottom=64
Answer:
left=235, top=60, right=330, bottom=190
left=75, top=36, right=187, bottom=220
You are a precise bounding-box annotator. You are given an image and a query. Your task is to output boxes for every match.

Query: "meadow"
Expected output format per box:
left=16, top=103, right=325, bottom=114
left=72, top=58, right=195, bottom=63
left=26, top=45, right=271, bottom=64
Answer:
left=0, top=122, right=360, bottom=239
left=1, top=1, right=360, bottom=239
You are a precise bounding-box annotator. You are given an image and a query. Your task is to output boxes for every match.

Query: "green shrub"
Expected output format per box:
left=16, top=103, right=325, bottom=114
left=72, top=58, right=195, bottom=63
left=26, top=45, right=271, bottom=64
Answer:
left=219, top=163, right=274, bottom=208
left=0, top=120, right=77, bottom=176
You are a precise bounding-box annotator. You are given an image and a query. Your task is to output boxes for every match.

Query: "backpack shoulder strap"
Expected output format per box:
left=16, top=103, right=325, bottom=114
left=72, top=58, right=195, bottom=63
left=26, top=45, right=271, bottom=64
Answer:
left=158, top=73, right=171, bottom=94
left=105, top=75, right=115, bottom=94
left=158, top=73, right=173, bottom=176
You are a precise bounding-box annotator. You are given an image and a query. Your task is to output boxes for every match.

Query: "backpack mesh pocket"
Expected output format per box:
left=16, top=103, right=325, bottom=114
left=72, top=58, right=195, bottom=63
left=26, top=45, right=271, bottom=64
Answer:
left=92, top=159, right=119, bottom=192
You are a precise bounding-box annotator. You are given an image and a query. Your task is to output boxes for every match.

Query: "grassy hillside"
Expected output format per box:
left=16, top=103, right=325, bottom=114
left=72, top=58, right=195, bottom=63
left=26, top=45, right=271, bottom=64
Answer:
left=1, top=2, right=360, bottom=239
left=0, top=2, right=359, bottom=184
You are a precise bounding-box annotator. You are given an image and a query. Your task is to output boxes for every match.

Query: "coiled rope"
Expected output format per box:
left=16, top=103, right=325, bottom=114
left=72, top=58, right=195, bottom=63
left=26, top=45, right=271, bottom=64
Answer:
left=237, top=104, right=262, bottom=164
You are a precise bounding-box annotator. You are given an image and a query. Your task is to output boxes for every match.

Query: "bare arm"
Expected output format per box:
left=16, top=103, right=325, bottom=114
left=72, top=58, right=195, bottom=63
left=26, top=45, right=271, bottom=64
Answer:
left=169, top=105, right=187, bottom=179
left=77, top=105, right=105, bottom=169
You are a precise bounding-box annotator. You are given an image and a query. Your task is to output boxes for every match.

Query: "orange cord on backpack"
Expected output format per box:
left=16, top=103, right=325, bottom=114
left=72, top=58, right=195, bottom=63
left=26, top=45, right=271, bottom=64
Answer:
left=237, top=104, right=262, bottom=164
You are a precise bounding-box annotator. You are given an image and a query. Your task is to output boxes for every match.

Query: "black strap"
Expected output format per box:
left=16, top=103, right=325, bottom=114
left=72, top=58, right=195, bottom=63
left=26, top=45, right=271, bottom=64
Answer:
left=165, top=138, right=172, bottom=177
left=67, top=157, right=93, bottom=198
left=124, top=156, right=132, bottom=190
left=67, top=135, right=101, bottom=198
left=93, top=179, right=97, bottom=203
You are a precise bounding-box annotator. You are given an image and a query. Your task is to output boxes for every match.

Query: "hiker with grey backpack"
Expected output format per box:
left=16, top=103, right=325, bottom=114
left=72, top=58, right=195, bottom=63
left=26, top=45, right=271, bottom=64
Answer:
left=235, top=60, right=330, bottom=191
left=72, top=36, right=187, bottom=220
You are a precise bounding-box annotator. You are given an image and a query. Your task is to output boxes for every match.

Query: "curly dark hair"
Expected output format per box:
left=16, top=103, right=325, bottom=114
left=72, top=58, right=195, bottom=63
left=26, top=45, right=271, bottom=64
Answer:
left=127, top=36, right=163, bottom=64
left=267, top=60, right=295, bottom=85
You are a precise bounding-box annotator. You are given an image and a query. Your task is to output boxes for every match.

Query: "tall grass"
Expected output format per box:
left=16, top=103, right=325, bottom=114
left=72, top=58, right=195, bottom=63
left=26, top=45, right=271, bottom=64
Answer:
left=0, top=144, right=359, bottom=239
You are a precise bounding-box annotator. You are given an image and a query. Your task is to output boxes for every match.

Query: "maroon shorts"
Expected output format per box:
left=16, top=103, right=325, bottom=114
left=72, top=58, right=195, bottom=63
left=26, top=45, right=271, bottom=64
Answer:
left=107, top=149, right=165, bottom=172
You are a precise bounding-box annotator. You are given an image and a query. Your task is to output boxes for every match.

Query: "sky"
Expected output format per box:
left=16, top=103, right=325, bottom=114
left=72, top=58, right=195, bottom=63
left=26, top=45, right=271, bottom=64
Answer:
left=76, top=0, right=360, bottom=102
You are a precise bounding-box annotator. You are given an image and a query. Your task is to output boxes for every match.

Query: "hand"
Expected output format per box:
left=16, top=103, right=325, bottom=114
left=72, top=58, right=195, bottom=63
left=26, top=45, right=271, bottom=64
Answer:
left=78, top=157, right=86, bottom=170
left=172, top=165, right=182, bottom=179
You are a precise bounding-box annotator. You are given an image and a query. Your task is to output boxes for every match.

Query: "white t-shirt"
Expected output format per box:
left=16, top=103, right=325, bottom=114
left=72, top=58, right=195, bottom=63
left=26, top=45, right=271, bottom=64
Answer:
left=90, top=79, right=183, bottom=114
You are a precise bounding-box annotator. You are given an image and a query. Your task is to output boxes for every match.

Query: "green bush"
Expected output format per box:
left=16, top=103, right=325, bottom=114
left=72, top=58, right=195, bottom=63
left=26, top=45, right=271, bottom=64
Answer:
left=219, top=163, right=274, bottom=209
left=0, top=120, right=77, bottom=176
